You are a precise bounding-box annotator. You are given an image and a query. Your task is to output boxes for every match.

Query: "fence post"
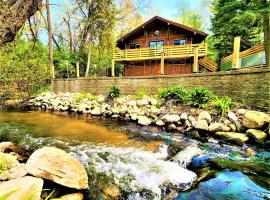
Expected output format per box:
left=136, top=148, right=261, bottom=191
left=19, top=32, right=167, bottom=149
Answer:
left=76, top=62, right=80, bottom=78
left=193, top=47, right=199, bottom=73
left=232, top=36, right=241, bottom=69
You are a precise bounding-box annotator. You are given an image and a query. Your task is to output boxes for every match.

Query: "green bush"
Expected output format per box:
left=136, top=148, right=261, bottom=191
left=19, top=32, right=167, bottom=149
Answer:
left=136, top=89, right=149, bottom=99
left=188, top=87, right=214, bottom=108
left=73, top=93, right=97, bottom=103
left=107, top=86, right=121, bottom=99
left=211, top=97, right=232, bottom=116
left=158, top=86, right=189, bottom=103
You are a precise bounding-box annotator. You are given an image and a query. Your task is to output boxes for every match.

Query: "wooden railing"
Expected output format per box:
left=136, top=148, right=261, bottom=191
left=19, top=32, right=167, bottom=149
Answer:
left=114, top=43, right=207, bottom=61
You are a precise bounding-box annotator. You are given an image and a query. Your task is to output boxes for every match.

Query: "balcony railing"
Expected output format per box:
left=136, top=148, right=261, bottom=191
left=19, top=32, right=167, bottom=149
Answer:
left=113, top=43, right=207, bottom=61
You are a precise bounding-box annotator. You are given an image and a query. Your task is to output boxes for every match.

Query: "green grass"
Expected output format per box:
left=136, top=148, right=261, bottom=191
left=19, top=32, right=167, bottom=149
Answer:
left=73, top=93, right=97, bottom=103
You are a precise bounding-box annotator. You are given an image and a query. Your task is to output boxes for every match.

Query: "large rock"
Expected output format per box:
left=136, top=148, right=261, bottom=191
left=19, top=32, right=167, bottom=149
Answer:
left=167, top=141, right=192, bottom=158
left=209, top=123, right=227, bottom=132
left=137, top=116, right=151, bottom=126
left=26, top=147, right=88, bottom=189
left=246, top=129, right=267, bottom=143
left=162, top=114, right=180, bottom=123
left=242, top=110, right=270, bottom=129
left=215, top=132, right=249, bottom=144
left=198, top=111, right=211, bottom=124
left=0, top=176, right=43, bottom=200
left=194, top=120, right=209, bottom=131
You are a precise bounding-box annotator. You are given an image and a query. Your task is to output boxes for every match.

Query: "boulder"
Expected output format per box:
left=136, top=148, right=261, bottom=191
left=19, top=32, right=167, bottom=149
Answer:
left=77, top=103, right=87, bottom=113
left=26, top=147, right=88, bottom=189
left=156, top=120, right=165, bottom=126
left=137, top=116, right=151, bottom=126
left=167, top=141, right=190, bottom=158
left=198, top=111, right=211, bottom=124
left=228, top=112, right=238, bottom=122
left=194, top=120, right=209, bottom=131
left=180, top=113, right=188, bottom=121
left=162, top=114, right=180, bottom=123
left=0, top=142, right=18, bottom=153
left=0, top=176, right=43, bottom=200
left=57, top=193, right=84, bottom=200
left=242, top=110, right=270, bottom=129
left=246, top=129, right=267, bottom=143
left=215, top=132, right=249, bottom=144
left=90, top=107, right=101, bottom=115
left=229, top=124, right=237, bottom=132
left=209, top=123, right=226, bottom=132
left=237, top=109, right=247, bottom=115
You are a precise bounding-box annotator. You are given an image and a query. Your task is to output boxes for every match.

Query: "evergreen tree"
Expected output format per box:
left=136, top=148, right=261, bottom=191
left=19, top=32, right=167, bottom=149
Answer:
left=211, top=0, right=263, bottom=61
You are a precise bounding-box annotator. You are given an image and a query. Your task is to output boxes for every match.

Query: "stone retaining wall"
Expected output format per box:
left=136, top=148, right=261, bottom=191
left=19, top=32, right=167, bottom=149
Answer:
left=52, top=68, right=270, bottom=110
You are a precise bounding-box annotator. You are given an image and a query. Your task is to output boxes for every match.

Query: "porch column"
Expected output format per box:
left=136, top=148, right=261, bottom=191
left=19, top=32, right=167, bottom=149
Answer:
left=76, top=62, right=80, bottom=78
left=193, top=47, right=199, bottom=73
left=160, top=52, right=165, bottom=75
left=112, top=59, right=115, bottom=77
left=232, top=36, right=241, bottom=69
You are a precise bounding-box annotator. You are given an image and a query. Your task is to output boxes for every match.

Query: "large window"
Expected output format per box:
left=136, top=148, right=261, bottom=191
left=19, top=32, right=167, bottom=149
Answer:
left=130, top=43, right=141, bottom=49
left=149, top=41, right=164, bottom=48
left=174, top=39, right=187, bottom=45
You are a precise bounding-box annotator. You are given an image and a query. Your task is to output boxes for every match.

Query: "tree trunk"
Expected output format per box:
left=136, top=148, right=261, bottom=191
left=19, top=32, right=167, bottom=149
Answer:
left=263, top=14, right=270, bottom=68
left=46, top=0, right=55, bottom=79
left=63, top=16, right=73, bottom=53
left=0, top=0, right=42, bottom=46
left=85, top=45, right=91, bottom=77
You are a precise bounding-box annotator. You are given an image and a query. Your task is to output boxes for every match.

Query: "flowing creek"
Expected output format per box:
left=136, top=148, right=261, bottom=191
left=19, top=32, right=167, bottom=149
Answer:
left=0, top=110, right=269, bottom=200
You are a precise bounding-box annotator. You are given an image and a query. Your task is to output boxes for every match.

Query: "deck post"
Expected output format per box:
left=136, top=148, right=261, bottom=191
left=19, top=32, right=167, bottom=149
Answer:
left=193, top=47, right=199, bottom=73
left=160, top=52, right=165, bottom=75
left=232, top=36, right=241, bottom=69
left=112, top=59, right=115, bottom=77
left=76, top=62, right=80, bottom=78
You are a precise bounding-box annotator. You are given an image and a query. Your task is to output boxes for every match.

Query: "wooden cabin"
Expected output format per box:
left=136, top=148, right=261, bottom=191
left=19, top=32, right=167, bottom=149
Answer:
left=112, top=16, right=212, bottom=76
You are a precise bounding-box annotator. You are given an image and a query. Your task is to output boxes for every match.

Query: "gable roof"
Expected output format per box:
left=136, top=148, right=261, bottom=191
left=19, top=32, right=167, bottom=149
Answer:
left=117, top=16, right=208, bottom=45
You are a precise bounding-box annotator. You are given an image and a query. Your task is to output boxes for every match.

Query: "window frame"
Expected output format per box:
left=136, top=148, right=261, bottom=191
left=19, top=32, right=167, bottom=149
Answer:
left=174, top=39, right=187, bottom=46
left=129, top=43, right=141, bottom=49
left=149, top=40, right=164, bottom=48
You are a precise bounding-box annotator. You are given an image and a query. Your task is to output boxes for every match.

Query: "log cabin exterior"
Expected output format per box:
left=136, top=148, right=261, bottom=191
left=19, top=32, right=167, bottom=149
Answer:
left=112, top=16, right=209, bottom=76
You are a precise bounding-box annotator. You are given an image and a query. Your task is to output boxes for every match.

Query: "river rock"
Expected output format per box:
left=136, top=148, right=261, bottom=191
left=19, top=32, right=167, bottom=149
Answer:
left=167, top=141, right=190, bottom=158
left=137, top=116, right=151, bottom=126
left=162, top=114, right=180, bottom=123
left=242, top=110, right=270, bottom=129
left=209, top=123, right=226, bottom=132
left=77, top=103, right=87, bottom=113
left=180, top=112, right=188, bottom=121
left=194, top=120, right=208, bottom=131
left=90, top=107, right=101, bottom=115
left=26, top=147, right=88, bottom=189
left=215, top=132, right=249, bottom=144
left=0, top=176, right=43, bottom=200
left=198, top=111, right=211, bottom=124
left=228, top=112, right=238, bottom=122
left=237, top=109, right=247, bottom=115
left=246, top=129, right=267, bottom=143
left=58, top=193, right=84, bottom=200
left=0, top=142, right=18, bottom=152
left=156, top=120, right=165, bottom=126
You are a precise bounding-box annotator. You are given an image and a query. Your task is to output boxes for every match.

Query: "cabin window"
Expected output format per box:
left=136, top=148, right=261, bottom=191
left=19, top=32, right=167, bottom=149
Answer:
left=129, top=62, right=144, bottom=66
left=174, top=39, right=187, bottom=45
left=168, top=59, right=186, bottom=65
left=130, top=43, right=141, bottom=49
left=149, top=41, right=164, bottom=48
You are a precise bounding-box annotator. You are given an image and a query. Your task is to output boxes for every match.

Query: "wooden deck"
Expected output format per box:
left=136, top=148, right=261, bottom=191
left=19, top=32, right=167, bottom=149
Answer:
left=113, top=43, right=207, bottom=61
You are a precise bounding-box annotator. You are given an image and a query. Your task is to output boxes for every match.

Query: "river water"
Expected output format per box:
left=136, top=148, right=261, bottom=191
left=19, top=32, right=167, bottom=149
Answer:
left=0, top=110, right=269, bottom=200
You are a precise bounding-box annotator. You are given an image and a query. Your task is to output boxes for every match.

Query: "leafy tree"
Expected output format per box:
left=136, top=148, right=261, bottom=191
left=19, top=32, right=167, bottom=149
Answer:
left=0, top=40, right=50, bottom=100
left=211, top=0, right=264, bottom=62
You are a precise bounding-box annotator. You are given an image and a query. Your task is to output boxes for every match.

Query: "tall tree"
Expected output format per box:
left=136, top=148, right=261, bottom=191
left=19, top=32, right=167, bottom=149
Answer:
left=46, top=0, right=54, bottom=78
left=211, top=0, right=263, bottom=61
left=0, top=0, right=42, bottom=45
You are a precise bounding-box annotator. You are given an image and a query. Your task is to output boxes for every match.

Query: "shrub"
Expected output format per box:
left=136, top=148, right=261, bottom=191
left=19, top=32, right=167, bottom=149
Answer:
left=136, top=89, right=149, bottom=99
left=188, top=87, right=214, bottom=108
left=73, top=93, right=97, bottom=103
left=158, top=86, right=188, bottom=103
left=211, top=97, right=232, bottom=116
left=107, top=86, right=121, bottom=99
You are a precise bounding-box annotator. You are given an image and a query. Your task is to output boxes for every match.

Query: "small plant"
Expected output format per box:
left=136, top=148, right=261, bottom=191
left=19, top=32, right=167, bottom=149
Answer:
left=107, top=86, right=121, bottom=99
left=136, top=89, right=149, bottom=99
left=211, top=97, right=232, bottom=116
left=158, top=86, right=189, bottom=103
left=188, top=87, right=214, bottom=108
left=0, top=153, right=17, bottom=178
left=73, top=93, right=97, bottom=103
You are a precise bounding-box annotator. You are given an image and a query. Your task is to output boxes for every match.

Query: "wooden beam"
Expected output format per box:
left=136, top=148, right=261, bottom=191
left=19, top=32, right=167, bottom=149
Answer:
left=160, top=52, right=165, bottom=75
left=193, top=47, right=199, bottom=73
left=76, top=62, right=80, bottom=78
left=232, top=36, right=241, bottom=69
left=112, top=59, right=115, bottom=77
